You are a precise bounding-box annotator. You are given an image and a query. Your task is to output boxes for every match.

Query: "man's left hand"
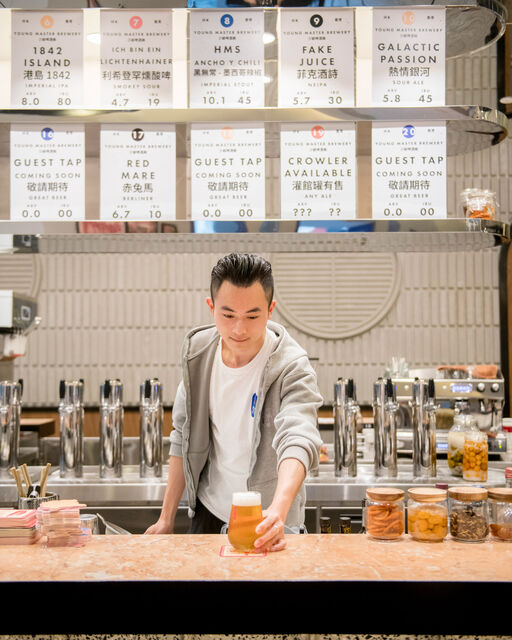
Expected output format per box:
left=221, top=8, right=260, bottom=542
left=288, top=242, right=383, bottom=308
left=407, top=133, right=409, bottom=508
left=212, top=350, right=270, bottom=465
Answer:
left=254, top=509, right=286, bottom=553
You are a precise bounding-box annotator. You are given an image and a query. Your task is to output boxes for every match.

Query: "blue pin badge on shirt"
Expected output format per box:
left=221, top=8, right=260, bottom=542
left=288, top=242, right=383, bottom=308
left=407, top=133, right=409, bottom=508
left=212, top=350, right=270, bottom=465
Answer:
left=251, top=393, right=257, bottom=418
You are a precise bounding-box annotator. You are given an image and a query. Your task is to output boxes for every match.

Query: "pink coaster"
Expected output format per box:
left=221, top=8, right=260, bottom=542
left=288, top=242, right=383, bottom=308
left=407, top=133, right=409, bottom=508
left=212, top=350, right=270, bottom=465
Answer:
left=219, top=544, right=267, bottom=557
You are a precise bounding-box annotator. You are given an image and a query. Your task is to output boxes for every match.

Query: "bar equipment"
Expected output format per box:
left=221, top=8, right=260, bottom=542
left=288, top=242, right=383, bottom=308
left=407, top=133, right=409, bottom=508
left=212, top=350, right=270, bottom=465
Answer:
left=0, top=290, right=40, bottom=360
left=393, top=368, right=505, bottom=454
left=372, top=378, right=399, bottom=478
left=59, top=379, right=84, bottom=478
left=411, top=378, right=437, bottom=479
left=139, top=378, right=164, bottom=478
left=334, top=377, right=359, bottom=478
left=0, top=379, right=23, bottom=476
left=99, top=379, right=124, bottom=479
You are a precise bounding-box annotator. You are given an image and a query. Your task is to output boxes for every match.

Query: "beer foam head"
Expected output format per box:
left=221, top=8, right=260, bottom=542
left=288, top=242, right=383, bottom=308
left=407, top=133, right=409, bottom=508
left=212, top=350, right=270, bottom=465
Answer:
left=232, top=491, right=261, bottom=507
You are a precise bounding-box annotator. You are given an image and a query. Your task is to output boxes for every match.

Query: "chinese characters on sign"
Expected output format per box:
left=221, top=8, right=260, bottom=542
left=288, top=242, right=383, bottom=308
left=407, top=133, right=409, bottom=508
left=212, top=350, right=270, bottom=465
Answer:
left=191, top=124, right=265, bottom=220
left=10, top=124, right=85, bottom=220
left=100, top=10, right=173, bottom=108
left=278, top=9, right=354, bottom=108
left=100, top=125, right=176, bottom=221
left=372, top=122, right=446, bottom=219
left=280, top=123, right=356, bottom=219
left=189, top=10, right=265, bottom=108
left=372, top=7, right=445, bottom=107
left=11, top=11, right=83, bottom=108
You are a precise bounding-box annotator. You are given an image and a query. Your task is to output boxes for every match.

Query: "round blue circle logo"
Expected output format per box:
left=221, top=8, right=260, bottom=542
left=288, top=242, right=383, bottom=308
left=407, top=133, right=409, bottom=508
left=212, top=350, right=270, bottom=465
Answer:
left=220, top=14, right=233, bottom=28
left=41, top=127, right=54, bottom=141
left=402, top=125, right=415, bottom=139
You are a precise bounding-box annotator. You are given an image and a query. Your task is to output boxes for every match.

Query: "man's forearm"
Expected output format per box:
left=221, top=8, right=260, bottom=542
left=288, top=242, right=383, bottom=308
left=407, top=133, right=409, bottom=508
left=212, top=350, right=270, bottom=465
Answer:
left=268, top=457, right=306, bottom=522
left=160, top=455, right=187, bottom=528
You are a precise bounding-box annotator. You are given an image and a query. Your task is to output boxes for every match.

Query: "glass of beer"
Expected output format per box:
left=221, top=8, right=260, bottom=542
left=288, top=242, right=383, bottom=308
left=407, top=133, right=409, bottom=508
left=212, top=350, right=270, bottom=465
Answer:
left=227, top=491, right=263, bottom=552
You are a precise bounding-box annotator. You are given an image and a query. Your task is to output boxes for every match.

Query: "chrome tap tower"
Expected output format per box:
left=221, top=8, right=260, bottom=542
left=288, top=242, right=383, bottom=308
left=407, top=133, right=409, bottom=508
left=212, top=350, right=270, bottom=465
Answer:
left=139, top=378, right=164, bottom=478
left=100, top=379, right=124, bottom=479
left=59, top=379, right=84, bottom=478
left=0, top=379, right=22, bottom=476
left=411, top=378, right=437, bottom=479
left=372, top=378, right=399, bottom=478
left=334, top=377, right=359, bottom=478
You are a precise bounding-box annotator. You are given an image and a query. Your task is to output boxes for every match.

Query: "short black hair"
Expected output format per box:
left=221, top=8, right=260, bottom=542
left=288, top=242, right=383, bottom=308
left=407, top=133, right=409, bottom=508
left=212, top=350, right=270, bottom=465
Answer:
left=210, top=253, right=274, bottom=306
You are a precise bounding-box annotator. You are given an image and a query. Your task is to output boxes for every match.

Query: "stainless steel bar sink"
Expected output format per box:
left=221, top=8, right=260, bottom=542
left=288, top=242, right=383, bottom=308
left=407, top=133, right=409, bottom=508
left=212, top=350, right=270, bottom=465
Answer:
left=0, top=460, right=505, bottom=508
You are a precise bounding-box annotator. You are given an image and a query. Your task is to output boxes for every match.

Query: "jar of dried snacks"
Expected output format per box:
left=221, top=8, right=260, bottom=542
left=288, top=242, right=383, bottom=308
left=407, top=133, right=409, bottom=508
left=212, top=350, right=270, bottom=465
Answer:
left=365, top=487, right=405, bottom=541
left=448, top=486, right=489, bottom=543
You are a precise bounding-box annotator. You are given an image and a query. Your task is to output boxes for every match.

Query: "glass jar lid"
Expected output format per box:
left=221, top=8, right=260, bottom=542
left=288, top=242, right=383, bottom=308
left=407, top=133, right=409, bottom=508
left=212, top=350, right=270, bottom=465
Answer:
left=366, top=487, right=404, bottom=502
left=488, top=488, right=512, bottom=502
left=448, top=486, right=488, bottom=501
left=408, top=487, right=447, bottom=503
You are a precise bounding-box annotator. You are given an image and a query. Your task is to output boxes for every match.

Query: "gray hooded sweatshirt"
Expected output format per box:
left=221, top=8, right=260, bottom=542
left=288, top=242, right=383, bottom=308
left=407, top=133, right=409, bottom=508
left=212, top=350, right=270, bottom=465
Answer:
left=169, top=320, right=323, bottom=529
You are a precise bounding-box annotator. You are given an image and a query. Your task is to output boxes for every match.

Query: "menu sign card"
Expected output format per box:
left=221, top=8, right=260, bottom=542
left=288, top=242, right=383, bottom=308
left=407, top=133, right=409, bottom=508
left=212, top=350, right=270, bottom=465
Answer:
left=278, top=9, right=354, bottom=108
left=280, top=123, right=356, bottom=219
left=372, top=122, right=446, bottom=219
left=100, top=125, right=176, bottom=221
left=11, top=11, right=83, bottom=108
left=10, top=124, right=85, bottom=221
left=100, top=10, right=173, bottom=108
left=191, top=124, right=265, bottom=220
left=372, top=7, right=445, bottom=106
left=189, top=10, right=265, bottom=108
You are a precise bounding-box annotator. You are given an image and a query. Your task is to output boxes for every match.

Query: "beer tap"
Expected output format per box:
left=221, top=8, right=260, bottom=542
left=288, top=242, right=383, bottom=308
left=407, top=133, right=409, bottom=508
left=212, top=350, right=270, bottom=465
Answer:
left=411, top=378, right=437, bottom=479
left=373, top=377, right=399, bottom=478
left=334, top=377, right=359, bottom=477
left=139, top=378, right=164, bottom=478
left=99, top=379, right=124, bottom=479
left=0, top=379, right=23, bottom=476
left=59, top=379, right=84, bottom=478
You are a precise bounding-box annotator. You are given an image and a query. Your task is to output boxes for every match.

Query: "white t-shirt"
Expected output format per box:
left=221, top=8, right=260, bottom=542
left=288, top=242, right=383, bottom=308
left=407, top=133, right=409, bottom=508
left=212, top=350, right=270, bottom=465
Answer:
left=197, top=328, right=277, bottom=522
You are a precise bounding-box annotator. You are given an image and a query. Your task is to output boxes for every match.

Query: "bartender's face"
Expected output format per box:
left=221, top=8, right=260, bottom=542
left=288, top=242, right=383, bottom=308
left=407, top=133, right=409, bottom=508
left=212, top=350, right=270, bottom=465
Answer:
left=207, top=280, right=276, bottom=362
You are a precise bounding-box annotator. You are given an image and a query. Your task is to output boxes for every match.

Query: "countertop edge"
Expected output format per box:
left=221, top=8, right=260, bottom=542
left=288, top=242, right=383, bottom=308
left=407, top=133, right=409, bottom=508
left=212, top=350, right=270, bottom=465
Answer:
left=1, top=579, right=511, bottom=635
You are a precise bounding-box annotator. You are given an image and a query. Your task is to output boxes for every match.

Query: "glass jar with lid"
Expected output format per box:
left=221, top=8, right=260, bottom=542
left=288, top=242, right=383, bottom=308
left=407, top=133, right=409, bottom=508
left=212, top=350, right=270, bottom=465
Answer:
left=463, top=430, right=488, bottom=482
left=488, top=488, right=512, bottom=541
left=448, top=486, right=489, bottom=543
left=448, top=412, right=479, bottom=477
left=459, top=188, right=497, bottom=219
left=407, top=487, right=448, bottom=542
left=502, top=418, right=512, bottom=462
left=365, top=487, right=405, bottom=541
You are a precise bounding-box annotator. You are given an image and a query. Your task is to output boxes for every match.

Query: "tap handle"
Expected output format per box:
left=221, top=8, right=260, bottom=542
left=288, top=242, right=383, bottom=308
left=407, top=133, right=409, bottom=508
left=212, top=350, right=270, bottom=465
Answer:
left=428, top=378, right=436, bottom=400
left=18, top=378, right=23, bottom=398
left=104, top=379, right=111, bottom=400
left=347, top=378, right=354, bottom=400
left=144, top=379, right=151, bottom=399
left=59, top=379, right=66, bottom=400
left=385, top=377, right=394, bottom=399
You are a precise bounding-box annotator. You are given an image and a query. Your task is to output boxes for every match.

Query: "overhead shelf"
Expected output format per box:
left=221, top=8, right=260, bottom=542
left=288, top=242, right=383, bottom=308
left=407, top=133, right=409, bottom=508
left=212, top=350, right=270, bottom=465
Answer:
left=0, top=106, right=507, bottom=156
left=0, top=218, right=509, bottom=254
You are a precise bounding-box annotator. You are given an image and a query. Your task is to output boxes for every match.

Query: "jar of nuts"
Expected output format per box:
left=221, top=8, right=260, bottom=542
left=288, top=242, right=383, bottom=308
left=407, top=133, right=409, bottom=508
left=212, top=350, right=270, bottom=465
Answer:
left=407, top=487, right=448, bottom=542
left=463, top=430, right=488, bottom=482
left=449, top=486, right=489, bottom=543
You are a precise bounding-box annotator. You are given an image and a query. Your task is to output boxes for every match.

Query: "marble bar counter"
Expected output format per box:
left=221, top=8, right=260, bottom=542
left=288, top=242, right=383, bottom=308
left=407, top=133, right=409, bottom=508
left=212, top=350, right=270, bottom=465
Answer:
left=0, top=534, right=511, bottom=635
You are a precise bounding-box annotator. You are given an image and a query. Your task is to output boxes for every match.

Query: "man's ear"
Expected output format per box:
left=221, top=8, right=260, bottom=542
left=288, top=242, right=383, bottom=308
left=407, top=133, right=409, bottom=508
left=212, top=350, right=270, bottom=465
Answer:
left=268, top=300, right=276, bottom=317
left=206, top=297, right=214, bottom=315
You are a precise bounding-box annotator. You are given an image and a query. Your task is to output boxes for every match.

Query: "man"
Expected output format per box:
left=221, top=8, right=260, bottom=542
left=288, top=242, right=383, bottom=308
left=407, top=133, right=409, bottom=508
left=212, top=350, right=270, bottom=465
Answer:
left=145, top=253, right=323, bottom=552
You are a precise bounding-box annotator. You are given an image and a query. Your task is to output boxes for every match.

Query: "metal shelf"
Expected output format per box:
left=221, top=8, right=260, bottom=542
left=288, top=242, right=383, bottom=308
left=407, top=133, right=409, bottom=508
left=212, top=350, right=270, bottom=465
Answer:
left=0, top=106, right=507, bottom=156
left=0, top=218, right=509, bottom=253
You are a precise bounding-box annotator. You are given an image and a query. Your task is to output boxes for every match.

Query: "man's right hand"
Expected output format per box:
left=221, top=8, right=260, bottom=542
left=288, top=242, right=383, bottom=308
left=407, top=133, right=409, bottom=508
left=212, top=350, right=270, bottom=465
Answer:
left=144, top=519, right=174, bottom=535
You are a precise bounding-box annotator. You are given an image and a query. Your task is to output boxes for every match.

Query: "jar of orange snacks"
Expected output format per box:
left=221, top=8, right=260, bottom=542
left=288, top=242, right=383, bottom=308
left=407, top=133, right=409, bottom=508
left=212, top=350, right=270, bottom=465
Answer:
left=365, top=487, right=405, bottom=541
left=463, top=431, right=488, bottom=482
left=407, top=487, right=448, bottom=542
